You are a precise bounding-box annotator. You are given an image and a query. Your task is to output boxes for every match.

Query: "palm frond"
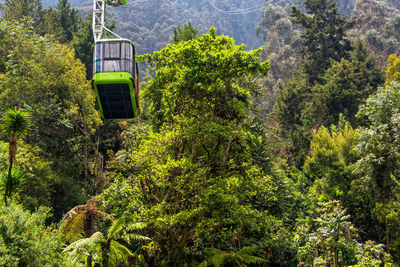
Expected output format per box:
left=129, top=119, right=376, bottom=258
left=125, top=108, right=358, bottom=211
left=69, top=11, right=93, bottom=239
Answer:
left=0, top=108, right=31, bottom=137
left=203, top=248, right=234, bottom=267
left=237, top=246, right=265, bottom=265
left=64, top=232, right=105, bottom=265
left=1, top=168, right=24, bottom=193
left=125, top=221, right=147, bottom=232
left=122, top=232, right=151, bottom=244
left=60, top=199, right=113, bottom=241
left=64, top=232, right=105, bottom=253
left=109, top=240, right=134, bottom=265
left=201, top=247, right=262, bottom=267
left=108, top=215, right=149, bottom=244
left=107, top=215, right=131, bottom=239
left=60, top=213, right=85, bottom=242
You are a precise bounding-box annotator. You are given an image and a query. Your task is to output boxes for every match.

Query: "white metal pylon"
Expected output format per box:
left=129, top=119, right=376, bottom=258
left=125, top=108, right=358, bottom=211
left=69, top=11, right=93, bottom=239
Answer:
left=93, top=0, right=123, bottom=42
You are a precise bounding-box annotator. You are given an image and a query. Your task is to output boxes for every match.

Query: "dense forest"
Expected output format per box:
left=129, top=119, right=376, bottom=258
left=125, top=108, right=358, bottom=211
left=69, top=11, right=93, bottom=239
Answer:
left=1, top=0, right=400, bottom=266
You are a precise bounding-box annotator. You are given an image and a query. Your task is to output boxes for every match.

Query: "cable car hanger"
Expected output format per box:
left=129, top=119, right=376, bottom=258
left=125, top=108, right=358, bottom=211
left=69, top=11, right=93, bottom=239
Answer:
left=92, top=0, right=126, bottom=42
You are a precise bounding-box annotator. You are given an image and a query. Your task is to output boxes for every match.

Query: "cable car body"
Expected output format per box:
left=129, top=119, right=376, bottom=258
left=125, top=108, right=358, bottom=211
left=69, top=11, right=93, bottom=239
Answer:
left=92, top=39, right=139, bottom=119
left=92, top=0, right=139, bottom=120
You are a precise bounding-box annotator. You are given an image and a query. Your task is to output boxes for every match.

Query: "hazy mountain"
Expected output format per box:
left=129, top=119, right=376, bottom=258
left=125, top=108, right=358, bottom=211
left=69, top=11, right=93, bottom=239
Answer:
left=68, top=0, right=265, bottom=53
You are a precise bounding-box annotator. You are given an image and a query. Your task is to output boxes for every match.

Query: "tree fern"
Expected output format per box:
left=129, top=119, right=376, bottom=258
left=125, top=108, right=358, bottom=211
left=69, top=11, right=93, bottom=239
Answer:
left=64, top=231, right=105, bottom=265
left=200, top=246, right=265, bottom=267
left=60, top=199, right=113, bottom=242
left=60, top=212, right=85, bottom=242
left=63, top=214, right=149, bottom=266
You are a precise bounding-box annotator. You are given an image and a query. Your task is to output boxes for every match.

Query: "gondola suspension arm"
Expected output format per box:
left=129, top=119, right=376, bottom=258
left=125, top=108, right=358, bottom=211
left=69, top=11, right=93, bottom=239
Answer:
left=92, top=0, right=125, bottom=42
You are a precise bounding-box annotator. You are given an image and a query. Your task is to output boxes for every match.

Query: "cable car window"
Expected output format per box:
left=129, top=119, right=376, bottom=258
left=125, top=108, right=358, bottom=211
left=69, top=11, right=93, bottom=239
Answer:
left=104, top=42, right=121, bottom=59
left=126, top=43, right=131, bottom=59
left=95, top=43, right=102, bottom=74
left=103, top=60, right=120, bottom=72
left=121, top=42, right=126, bottom=59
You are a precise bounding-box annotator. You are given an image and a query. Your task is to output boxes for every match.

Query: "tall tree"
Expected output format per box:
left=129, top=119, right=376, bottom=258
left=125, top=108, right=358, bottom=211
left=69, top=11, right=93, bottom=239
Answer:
left=355, top=82, right=400, bottom=255
left=0, top=108, right=31, bottom=204
left=72, top=15, right=94, bottom=79
left=290, top=0, right=355, bottom=84
left=172, top=22, right=198, bottom=43
left=102, top=28, right=296, bottom=266
left=302, top=40, right=384, bottom=128
left=55, top=0, right=79, bottom=43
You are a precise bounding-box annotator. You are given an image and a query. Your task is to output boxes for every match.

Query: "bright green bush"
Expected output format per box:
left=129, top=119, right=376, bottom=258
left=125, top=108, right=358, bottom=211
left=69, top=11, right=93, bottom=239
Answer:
left=0, top=201, right=65, bottom=266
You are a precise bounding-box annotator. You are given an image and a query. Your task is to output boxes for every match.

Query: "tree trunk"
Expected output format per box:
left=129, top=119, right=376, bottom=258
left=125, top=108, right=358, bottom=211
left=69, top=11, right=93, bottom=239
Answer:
left=333, top=248, right=339, bottom=267
left=5, top=132, right=18, bottom=205
left=102, top=241, right=110, bottom=267
left=83, top=124, right=89, bottom=187
left=4, top=158, right=13, bottom=205
left=386, top=218, right=390, bottom=253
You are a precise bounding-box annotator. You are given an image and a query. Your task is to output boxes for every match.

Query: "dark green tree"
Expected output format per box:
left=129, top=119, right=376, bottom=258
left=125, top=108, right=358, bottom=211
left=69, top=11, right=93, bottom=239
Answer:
left=55, top=0, right=79, bottom=43
left=72, top=15, right=95, bottom=79
left=290, top=0, right=355, bottom=84
left=172, top=22, right=198, bottom=43
left=302, top=41, right=384, bottom=128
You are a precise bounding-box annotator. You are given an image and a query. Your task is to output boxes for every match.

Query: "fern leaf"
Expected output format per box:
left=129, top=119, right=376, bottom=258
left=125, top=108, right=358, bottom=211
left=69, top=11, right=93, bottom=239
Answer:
left=60, top=213, right=85, bottom=242
left=109, top=240, right=134, bottom=265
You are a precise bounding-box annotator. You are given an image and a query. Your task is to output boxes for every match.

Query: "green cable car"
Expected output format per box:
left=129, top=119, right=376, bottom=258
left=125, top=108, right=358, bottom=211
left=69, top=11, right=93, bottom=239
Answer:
left=92, top=39, right=140, bottom=119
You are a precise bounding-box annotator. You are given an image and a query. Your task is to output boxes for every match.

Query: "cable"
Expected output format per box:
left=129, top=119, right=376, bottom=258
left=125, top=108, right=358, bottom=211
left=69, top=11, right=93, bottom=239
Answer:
left=207, top=0, right=263, bottom=14
left=207, top=0, right=294, bottom=14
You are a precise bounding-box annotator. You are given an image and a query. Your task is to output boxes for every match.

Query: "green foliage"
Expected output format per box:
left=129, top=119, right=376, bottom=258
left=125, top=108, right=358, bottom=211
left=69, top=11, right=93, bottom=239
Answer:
left=290, top=0, right=355, bottom=84
left=355, top=81, right=400, bottom=257
left=0, top=108, right=32, bottom=138
left=302, top=41, right=384, bottom=128
left=0, top=168, right=24, bottom=197
left=302, top=118, right=383, bottom=241
left=106, top=0, right=127, bottom=6
left=72, top=14, right=94, bottom=79
left=386, top=54, right=400, bottom=86
left=141, top=27, right=269, bottom=129
left=351, top=0, right=400, bottom=67
left=0, top=18, right=101, bottom=216
left=64, top=215, right=148, bottom=266
left=55, top=0, right=79, bottom=43
left=172, top=22, right=199, bottom=43
left=350, top=240, right=393, bottom=266
left=255, top=4, right=301, bottom=117
left=304, top=117, right=359, bottom=199
left=0, top=0, right=45, bottom=30
left=0, top=141, right=60, bottom=210
left=273, top=40, right=383, bottom=166
left=296, top=200, right=359, bottom=266
left=0, top=200, right=65, bottom=265
left=100, top=29, right=298, bottom=266
left=199, top=246, right=264, bottom=267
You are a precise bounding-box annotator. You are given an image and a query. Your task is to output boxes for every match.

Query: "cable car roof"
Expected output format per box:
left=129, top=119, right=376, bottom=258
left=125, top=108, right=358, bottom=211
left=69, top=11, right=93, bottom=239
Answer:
left=96, top=38, right=135, bottom=44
